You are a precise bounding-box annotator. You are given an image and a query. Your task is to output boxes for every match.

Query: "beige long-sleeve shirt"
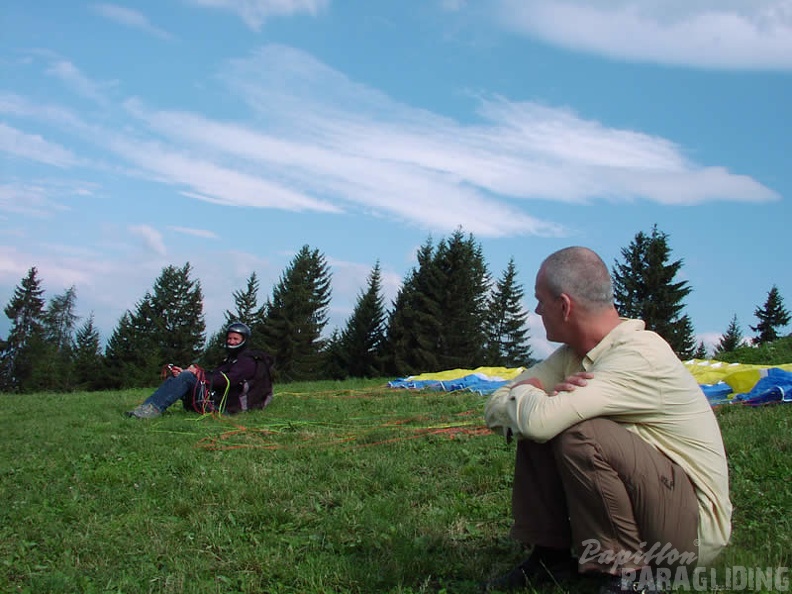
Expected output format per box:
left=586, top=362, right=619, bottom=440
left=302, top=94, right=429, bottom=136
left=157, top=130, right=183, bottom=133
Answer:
left=484, top=319, right=732, bottom=565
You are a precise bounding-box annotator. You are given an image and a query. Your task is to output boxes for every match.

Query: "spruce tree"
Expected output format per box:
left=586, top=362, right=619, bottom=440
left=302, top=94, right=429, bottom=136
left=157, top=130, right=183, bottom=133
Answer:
left=43, top=286, right=79, bottom=353
left=104, top=305, right=160, bottom=388
left=692, top=341, right=708, bottom=360
left=37, top=286, right=80, bottom=391
left=485, top=258, right=534, bottom=367
left=612, top=226, right=696, bottom=358
left=383, top=239, right=442, bottom=376
left=150, top=262, right=206, bottom=366
left=433, top=230, right=490, bottom=370
left=202, top=273, right=269, bottom=366
left=714, top=314, right=744, bottom=357
left=105, top=263, right=205, bottom=387
left=750, top=285, right=790, bottom=345
left=0, top=267, right=47, bottom=392
left=321, top=329, right=347, bottom=380
left=261, top=245, right=332, bottom=382
left=225, top=271, right=268, bottom=333
left=335, top=262, right=387, bottom=378
left=73, top=313, right=105, bottom=390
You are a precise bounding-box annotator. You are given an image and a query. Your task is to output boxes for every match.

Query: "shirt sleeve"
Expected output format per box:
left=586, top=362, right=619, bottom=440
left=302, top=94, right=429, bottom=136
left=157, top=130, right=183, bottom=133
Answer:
left=484, top=347, right=572, bottom=437
left=493, top=347, right=665, bottom=443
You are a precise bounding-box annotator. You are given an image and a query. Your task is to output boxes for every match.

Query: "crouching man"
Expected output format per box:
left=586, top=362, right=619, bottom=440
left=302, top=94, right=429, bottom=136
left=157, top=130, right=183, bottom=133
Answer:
left=483, top=247, right=731, bottom=594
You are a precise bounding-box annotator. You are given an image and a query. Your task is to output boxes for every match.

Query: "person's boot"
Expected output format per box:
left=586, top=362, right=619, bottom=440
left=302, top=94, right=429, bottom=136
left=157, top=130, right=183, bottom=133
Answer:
left=125, top=403, right=162, bottom=419
left=598, top=567, right=663, bottom=594
left=481, top=546, right=577, bottom=592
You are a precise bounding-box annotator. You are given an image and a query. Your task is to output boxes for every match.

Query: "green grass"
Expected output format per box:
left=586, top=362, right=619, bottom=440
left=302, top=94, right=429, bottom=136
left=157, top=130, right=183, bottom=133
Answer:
left=1, top=381, right=790, bottom=593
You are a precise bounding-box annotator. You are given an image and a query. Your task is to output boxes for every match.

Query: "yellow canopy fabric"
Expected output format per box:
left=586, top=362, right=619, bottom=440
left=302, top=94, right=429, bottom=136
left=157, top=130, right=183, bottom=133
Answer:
left=684, top=360, right=792, bottom=395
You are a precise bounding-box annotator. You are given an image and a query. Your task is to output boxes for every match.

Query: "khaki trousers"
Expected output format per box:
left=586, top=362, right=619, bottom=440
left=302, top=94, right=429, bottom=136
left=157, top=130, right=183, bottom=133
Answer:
left=510, top=418, right=699, bottom=574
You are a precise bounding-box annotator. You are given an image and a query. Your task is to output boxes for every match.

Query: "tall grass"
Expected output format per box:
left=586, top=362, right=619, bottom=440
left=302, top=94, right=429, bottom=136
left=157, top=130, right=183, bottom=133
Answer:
left=1, top=381, right=790, bottom=593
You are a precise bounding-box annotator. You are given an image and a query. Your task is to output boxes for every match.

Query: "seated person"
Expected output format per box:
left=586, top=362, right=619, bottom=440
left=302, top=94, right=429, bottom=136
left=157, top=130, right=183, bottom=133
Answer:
left=483, top=247, right=731, bottom=594
left=126, top=321, right=259, bottom=419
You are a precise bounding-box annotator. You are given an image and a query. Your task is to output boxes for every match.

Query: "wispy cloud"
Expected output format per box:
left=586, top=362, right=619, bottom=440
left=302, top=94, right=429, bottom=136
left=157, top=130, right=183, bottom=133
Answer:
left=185, top=0, right=329, bottom=30
left=0, top=182, right=69, bottom=217
left=168, top=226, right=220, bottom=239
left=4, top=45, right=779, bottom=241
left=44, top=58, right=117, bottom=104
left=91, top=4, right=174, bottom=40
left=495, top=0, right=792, bottom=70
left=129, top=224, right=166, bottom=256
left=221, top=45, right=777, bottom=209
left=0, top=122, right=78, bottom=168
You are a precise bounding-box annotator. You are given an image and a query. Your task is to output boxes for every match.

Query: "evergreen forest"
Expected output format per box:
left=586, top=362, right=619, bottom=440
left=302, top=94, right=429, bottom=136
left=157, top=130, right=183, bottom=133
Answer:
left=1, top=227, right=789, bottom=393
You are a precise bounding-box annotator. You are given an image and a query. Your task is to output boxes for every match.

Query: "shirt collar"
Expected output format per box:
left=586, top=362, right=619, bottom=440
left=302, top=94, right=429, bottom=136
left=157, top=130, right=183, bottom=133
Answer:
left=583, top=318, right=646, bottom=367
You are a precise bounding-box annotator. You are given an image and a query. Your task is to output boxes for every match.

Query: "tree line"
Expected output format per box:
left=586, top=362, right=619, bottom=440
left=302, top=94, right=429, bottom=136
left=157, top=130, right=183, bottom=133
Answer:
left=1, top=227, right=789, bottom=394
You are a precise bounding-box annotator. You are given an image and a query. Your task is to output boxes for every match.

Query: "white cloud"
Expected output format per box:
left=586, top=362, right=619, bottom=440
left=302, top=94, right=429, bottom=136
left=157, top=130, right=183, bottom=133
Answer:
left=0, top=123, right=77, bottom=168
left=4, top=45, right=779, bottom=243
left=222, top=45, right=778, bottom=212
left=106, top=134, right=341, bottom=213
left=129, top=224, right=167, bottom=256
left=167, top=226, right=220, bottom=239
left=45, top=59, right=117, bottom=104
left=91, top=4, right=174, bottom=40
left=0, top=180, right=94, bottom=217
left=495, top=0, right=792, bottom=70
left=186, top=0, right=329, bottom=30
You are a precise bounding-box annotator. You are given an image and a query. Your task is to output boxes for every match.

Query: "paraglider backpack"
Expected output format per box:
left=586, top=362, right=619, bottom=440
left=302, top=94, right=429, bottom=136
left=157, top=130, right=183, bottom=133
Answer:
left=225, top=349, right=275, bottom=414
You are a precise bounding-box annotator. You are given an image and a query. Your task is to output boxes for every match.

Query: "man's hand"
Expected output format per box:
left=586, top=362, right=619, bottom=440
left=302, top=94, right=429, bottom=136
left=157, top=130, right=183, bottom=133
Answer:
left=550, top=371, right=594, bottom=396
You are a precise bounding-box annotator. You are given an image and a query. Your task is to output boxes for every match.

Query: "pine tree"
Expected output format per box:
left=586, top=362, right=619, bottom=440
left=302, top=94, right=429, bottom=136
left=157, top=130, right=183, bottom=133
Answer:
left=105, top=263, right=205, bottom=387
left=43, top=286, right=79, bottom=352
left=750, top=285, right=790, bottom=345
left=37, top=286, right=80, bottom=391
left=383, top=239, right=442, bottom=376
left=150, top=262, right=206, bottom=366
left=202, top=272, right=269, bottom=365
left=321, top=329, right=347, bottom=380
left=692, top=341, right=708, bottom=360
left=383, top=230, right=492, bottom=375
left=335, top=262, right=387, bottom=378
left=104, top=306, right=160, bottom=388
left=433, top=230, right=491, bottom=370
left=261, top=246, right=332, bottom=382
left=612, top=226, right=696, bottom=358
left=73, top=313, right=105, bottom=390
left=485, top=258, right=534, bottom=367
left=0, top=267, right=47, bottom=392
left=225, top=272, right=267, bottom=329
left=714, top=314, right=744, bottom=357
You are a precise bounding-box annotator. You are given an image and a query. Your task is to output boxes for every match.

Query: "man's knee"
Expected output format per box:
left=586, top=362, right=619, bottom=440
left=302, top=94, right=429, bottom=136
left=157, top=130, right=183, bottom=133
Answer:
left=553, top=418, right=617, bottom=461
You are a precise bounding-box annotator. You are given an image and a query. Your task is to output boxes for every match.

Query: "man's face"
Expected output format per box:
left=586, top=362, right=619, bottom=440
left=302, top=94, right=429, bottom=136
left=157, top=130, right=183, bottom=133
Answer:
left=226, top=331, right=244, bottom=346
left=534, top=267, right=564, bottom=343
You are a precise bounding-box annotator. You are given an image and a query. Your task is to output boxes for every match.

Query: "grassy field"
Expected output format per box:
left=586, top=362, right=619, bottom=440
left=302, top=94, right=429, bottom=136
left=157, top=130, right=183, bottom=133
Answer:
left=1, top=381, right=790, bottom=594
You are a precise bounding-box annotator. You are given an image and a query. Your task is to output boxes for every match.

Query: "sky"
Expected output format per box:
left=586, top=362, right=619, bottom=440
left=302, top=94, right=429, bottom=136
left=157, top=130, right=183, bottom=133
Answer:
left=1, top=0, right=790, bottom=361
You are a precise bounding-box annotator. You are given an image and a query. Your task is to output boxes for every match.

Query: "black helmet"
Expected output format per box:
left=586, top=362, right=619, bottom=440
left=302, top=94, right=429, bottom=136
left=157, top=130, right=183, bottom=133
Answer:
left=225, top=321, right=251, bottom=354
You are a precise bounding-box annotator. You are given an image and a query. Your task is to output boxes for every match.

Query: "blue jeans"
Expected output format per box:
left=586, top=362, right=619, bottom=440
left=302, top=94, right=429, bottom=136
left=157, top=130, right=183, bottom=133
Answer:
left=144, top=371, right=198, bottom=412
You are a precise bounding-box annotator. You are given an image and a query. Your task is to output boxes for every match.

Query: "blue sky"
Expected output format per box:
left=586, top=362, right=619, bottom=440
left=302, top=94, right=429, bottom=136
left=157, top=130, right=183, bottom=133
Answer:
left=1, top=0, right=790, bottom=360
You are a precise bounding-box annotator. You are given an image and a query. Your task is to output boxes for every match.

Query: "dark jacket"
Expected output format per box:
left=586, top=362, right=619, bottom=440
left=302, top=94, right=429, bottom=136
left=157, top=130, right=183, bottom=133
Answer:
left=206, top=348, right=258, bottom=412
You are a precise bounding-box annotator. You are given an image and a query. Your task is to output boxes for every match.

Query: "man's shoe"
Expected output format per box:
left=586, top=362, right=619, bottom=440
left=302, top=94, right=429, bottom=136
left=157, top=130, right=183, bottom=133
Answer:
left=125, top=403, right=162, bottom=419
left=599, top=568, right=663, bottom=594
left=482, top=548, right=577, bottom=592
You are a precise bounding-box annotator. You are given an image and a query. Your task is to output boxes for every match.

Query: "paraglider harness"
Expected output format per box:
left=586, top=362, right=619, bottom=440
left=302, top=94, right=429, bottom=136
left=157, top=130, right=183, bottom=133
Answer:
left=188, top=366, right=230, bottom=415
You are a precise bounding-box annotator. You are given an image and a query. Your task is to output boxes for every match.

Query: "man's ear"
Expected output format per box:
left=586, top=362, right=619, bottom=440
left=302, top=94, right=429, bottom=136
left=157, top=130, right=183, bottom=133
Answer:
left=560, top=293, right=572, bottom=321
